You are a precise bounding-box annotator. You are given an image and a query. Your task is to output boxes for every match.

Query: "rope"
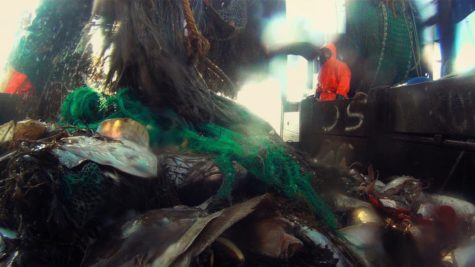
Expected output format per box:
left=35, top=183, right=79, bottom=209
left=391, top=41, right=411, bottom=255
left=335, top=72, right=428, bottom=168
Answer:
left=371, top=2, right=389, bottom=87
left=182, top=0, right=210, bottom=63
left=203, top=57, right=236, bottom=95
left=182, top=0, right=236, bottom=96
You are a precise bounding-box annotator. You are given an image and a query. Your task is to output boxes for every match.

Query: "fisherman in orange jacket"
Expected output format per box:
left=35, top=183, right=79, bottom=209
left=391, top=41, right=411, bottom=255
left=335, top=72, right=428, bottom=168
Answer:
left=2, top=67, right=35, bottom=97
left=315, top=43, right=351, bottom=101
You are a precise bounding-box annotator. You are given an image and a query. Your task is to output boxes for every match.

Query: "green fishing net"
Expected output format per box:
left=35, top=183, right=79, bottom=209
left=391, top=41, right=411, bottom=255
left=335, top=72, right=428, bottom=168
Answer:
left=60, top=87, right=337, bottom=229
left=62, top=162, right=111, bottom=227
left=346, top=0, right=422, bottom=87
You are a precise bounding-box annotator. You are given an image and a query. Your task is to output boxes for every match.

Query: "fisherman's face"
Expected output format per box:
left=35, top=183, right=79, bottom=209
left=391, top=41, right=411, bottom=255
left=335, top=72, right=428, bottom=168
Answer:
left=319, top=48, right=332, bottom=65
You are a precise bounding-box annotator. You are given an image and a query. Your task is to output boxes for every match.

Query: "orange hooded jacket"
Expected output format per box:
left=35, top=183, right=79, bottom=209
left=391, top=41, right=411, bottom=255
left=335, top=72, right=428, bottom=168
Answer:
left=2, top=68, right=35, bottom=96
left=316, top=43, right=351, bottom=101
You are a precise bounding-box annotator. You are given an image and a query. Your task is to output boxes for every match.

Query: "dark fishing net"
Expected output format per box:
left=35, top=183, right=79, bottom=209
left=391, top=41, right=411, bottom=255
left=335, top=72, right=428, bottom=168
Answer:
left=80, top=0, right=226, bottom=125
left=0, top=147, right=90, bottom=267
left=61, top=162, right=112, bottom=227
left=202, top=0, right=276, bottom=92
left=0, top=142, right=181, bottom=266
left=78, top=0, right=279, bottom=122
left=10, top=0, right=92, bottom=119
left=209, top=0, right=248, bottom=29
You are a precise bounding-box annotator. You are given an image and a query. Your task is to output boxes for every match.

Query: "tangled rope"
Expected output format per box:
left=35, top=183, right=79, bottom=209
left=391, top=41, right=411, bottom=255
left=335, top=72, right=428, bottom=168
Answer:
left=203, top=57, right=237, bottom=96
left=182, top=0, right=236, bottom=95
left=182, top=0, right=210, bottom=63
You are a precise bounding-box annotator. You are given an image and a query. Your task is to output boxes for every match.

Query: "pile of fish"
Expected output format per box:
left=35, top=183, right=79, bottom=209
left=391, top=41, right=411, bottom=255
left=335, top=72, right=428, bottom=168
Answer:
left=1, top=118, right=475, bottom=266
left=330, top=166, right=475, bottom=266
left=0, top=119, right=352, bottom=266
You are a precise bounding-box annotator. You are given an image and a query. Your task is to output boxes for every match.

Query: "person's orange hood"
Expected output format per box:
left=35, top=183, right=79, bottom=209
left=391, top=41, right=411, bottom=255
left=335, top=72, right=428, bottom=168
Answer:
left=2, top=68, right=35, bottom=96
left=317, top=43, right=351, bottom=101
left=323, top=43, right=337, bottom=61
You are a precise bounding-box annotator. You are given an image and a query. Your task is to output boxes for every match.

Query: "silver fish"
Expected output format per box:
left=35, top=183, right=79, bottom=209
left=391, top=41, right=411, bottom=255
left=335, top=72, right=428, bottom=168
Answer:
left=453, top=238, right=475, bottom=267
left=340, top=223, right=387, bottom=267
left=300, top=226, right=352, bottom=267
left=53, top=136, right=158, bottom=178
left=333, top=193, right=372, bottom=212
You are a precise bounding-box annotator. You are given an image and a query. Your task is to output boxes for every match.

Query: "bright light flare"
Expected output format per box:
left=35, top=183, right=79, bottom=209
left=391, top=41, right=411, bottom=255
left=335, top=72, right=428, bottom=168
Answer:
left=454, top=44, right=475, bottom=74
left=454, top=12, right=475, bottom=74
left=422, top=42, right=442, bottom=80
left=286, top=55, right=313, bottom=102
left=262, top=0, right=345, bottom=50
left=0, top=0, right=41, bottom=87
left=287, top=0, right=346, bottom=34
left=236, top=78, right=282, bottom=132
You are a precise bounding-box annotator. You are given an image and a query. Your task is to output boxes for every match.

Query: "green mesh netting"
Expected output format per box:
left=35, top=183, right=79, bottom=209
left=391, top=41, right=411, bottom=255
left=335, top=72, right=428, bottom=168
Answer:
left=60, top=87, right=188, bottom=145
left=60, top=87, right=337, bottom=229
left=62, top=162, right=110, bottom=226
left=346, top=0, right=422, bottom=87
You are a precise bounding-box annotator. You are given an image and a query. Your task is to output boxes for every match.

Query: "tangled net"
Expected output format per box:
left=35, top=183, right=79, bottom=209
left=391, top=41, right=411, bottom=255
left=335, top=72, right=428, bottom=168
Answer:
left=60, top=87, right=337, bottom=230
